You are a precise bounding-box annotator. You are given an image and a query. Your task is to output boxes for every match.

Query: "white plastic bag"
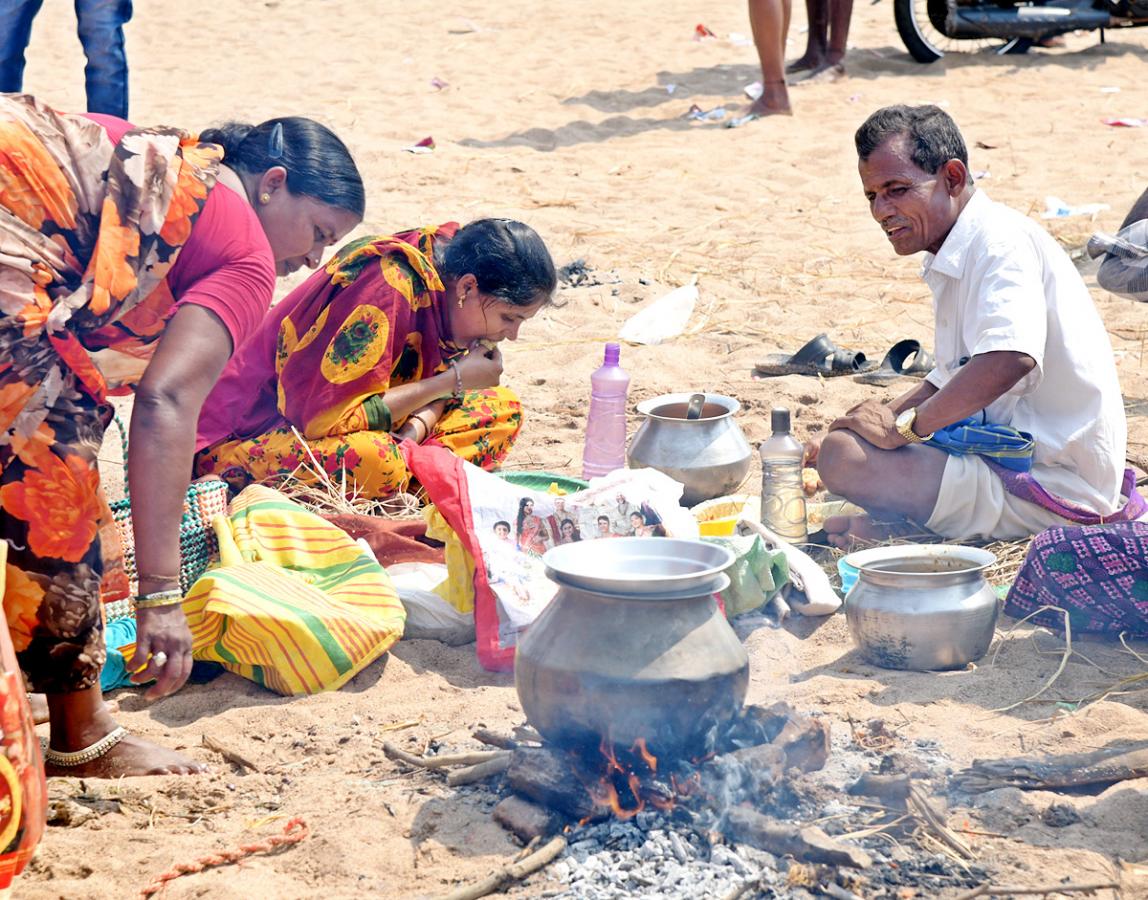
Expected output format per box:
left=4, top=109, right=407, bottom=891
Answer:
left=619, top=283, right=698, bottom=345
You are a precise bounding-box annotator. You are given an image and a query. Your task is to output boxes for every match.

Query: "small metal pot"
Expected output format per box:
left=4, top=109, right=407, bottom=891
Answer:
left=844, top=544, right=999, bottom=671
left=626, top=393, right=753, bottom=507
left=515, top=538, right=747, bottom=757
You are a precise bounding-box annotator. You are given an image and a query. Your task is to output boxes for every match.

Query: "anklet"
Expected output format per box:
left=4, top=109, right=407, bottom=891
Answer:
left=43, top=726, right=129, bottom=767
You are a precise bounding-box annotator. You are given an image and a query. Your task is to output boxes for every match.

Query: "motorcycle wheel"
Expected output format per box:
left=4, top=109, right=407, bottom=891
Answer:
left=893, top=0, right=1016, bottom=62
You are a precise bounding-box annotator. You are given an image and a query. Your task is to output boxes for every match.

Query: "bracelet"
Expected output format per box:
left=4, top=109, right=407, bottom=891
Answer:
left=137, top=572, right=181, bottom=584
left=413, top=412, right=435, bottom=436
left=449, top=360, right=463, bottom=400
left=135, top=589, right=184, bottom=609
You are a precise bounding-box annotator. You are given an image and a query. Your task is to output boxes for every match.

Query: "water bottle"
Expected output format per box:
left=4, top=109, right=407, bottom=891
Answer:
left=581, top=343, right=631, bottom=479
left=759, top=407, right=807, bottom=541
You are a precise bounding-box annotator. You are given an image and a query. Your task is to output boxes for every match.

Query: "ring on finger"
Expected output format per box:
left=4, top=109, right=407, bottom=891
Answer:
left=152, top=651, right=168, bottom=668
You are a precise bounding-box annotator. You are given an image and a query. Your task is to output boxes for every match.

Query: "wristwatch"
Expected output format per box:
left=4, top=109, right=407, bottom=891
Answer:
left=894, top=407, right=934, bottom=444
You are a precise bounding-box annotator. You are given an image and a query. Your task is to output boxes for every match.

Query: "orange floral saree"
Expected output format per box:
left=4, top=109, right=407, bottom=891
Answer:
left=0, top=95, right=221, bottom=692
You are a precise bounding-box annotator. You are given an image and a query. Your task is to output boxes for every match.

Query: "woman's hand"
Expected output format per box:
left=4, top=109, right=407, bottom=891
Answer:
left=128, top=605, right=194, bottom=700
left=454, top=343, right=504, bottom=390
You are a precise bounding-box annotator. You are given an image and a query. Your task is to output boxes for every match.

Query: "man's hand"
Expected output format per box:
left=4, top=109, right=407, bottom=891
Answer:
left=829, top=399, right=908, bottom=450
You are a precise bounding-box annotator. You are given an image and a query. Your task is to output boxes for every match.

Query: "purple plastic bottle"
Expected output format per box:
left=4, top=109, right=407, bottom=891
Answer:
left=581, top=343, right=631, bottom=479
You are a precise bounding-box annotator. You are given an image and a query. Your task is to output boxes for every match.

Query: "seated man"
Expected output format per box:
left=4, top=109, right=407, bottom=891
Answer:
left=814, top=104, right=1140, bottom=548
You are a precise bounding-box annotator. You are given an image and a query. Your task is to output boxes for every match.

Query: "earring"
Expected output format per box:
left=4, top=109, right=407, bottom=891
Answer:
left=457, top=296, right=465, bottom=308
left=260, top=192, right=271, bottom=204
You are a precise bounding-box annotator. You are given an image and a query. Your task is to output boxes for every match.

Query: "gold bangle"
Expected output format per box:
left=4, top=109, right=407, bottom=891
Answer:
left=135, top=589, right=184, bottom=609
left=138, top=572, right=180, bottom=585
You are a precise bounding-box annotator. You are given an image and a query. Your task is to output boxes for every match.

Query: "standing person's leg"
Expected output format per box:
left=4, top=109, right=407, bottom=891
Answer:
left=825, top=0, right=855, bottom=69
left=74, top=0, right=131, bottom=117
left=747, top=0, right=793, bottom=116
left=787, top=0, right=830, bottom=73
left=0, top=0, right=45, bottom=92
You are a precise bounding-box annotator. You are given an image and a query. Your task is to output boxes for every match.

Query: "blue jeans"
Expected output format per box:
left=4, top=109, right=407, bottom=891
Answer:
left=0, top=0, right=132, bottom=118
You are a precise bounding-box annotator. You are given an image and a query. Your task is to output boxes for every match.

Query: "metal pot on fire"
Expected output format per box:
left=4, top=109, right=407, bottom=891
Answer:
left=514, top=538, right=748, bottom=758
left=626, top=392, right=753, bottom=507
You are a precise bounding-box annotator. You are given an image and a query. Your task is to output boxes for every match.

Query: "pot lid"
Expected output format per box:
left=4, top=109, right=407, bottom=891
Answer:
left=543, top=537, right=735, bottom=596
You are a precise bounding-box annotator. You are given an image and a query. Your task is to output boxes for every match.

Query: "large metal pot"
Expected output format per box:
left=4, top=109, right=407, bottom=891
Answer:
left=844, top=544, right=999, bottom=671
left=626, top=393, right=753, bottom=507
left=515, top=538, right=747, bottom=758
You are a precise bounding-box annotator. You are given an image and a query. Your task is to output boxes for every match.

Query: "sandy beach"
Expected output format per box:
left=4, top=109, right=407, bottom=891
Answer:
left=11, top=0, right=1148, bottom=897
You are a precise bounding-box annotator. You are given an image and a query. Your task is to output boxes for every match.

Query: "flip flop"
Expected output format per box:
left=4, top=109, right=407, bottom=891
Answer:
left=753, top=333, right=875, bottom=378
left=853, top=339, right=934, bottom=385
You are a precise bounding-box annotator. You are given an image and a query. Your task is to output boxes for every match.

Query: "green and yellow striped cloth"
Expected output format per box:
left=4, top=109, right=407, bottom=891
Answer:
left=179, top=485, right=405, bottom=695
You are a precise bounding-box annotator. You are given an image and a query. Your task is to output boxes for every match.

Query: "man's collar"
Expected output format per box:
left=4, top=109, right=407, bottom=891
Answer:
left=921, top=188, right=987, bottom=280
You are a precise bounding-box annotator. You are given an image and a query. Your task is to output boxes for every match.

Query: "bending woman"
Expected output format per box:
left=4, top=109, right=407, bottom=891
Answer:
left=0, top=94, right=364, bottom=777
left=195, top=219, right=557, bottom=498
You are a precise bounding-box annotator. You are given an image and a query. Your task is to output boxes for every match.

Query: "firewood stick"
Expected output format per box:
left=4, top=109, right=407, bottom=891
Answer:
left=511, top=724, right=544, bottom=744
left=382, top=742, right=509, bottom=769
left=472, top=728, right=519, bottom=750
left=954, top=881, right=1119, bottom=900
left=437, top=835, right=567, bottom=900
left=446, top=754, right=512, bottom=786
left=201, top=735, right=261, bottom=773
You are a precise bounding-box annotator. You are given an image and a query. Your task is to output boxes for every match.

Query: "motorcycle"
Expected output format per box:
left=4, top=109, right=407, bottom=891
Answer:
left=894, top=0, right=1148, bottom=62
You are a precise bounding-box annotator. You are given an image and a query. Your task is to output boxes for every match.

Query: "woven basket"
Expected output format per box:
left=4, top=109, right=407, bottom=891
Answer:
left=105, top=416, right=229, bottom=619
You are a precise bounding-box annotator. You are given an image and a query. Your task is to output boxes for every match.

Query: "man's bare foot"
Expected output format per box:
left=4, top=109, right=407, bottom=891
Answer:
left=786, top=54, right=825, bottom=74
left=45, top=733, right=207, bottom=778
left=824, top=514, right=933, bottom=550
left=795, top=62, right=846, bottom=84
left=29, top=693, right=48, bottom=725
left=747, top=81, right=792, bottom=117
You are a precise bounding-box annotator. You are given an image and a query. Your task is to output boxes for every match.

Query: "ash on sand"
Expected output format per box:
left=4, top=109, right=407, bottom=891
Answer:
left=450, top=708, right=990, bottom=899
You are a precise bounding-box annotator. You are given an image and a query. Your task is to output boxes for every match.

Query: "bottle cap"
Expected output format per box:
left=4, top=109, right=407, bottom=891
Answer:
left=603, top=342, right=620, bottom=365
left=771, top=407, right=791, bottom=434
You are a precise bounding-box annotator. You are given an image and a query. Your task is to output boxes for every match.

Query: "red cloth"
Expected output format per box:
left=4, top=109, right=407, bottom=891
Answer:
left=322, top=514, right=445, bottom=567
left=84, top=114, right=276, bottom=351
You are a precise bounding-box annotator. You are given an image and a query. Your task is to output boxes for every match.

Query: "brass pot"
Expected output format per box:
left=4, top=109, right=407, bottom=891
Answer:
left=627, top=393, right=754, bottom=507
left=515, top=538, right=748, bottom=758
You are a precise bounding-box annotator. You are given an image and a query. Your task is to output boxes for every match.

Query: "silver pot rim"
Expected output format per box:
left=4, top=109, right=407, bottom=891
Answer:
left=542, top=536, right=736, bottom=595
left=844, top=542, right=996, bottom=577
left=636, top=392, right=741, bottom=420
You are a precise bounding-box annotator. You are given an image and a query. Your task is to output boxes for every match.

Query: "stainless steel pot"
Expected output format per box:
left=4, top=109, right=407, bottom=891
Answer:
left=516, top=538, right=748, bottom=757
left=626, top=393, right=753, bottom=507
left=844, top=544, right=999, bottom=671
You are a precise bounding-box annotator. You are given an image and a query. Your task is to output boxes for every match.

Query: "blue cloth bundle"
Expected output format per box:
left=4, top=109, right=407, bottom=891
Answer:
left=926, top=417, right=1035, bottom=472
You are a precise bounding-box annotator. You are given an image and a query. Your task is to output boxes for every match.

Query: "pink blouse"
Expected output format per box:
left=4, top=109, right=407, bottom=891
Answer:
left=86, top=114, right=276, bottom=351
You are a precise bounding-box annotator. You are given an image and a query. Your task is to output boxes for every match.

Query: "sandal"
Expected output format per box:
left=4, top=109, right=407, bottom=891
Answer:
left=753, top=333, right=875, bottom=378
left=853, top=339, right=934, bottom=386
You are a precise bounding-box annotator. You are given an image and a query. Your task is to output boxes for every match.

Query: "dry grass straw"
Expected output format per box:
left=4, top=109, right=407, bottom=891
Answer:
left=271, top=427, right=423, bottom=520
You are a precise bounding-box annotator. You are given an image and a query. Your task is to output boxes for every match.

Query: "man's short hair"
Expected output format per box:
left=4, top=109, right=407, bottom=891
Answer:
left=855, top=105, right=970, bottom=179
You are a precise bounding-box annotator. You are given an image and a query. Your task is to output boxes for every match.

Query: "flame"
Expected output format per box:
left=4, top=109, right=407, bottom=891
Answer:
left=632, top=738, right=657, bottom=774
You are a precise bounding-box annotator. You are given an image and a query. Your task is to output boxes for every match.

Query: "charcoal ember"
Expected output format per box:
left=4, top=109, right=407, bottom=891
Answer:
left=1041, top=802, right=1082, bottom=828
left=505, top=747, right=607, bottom=821
left=492, top=794, right=562, bottom=842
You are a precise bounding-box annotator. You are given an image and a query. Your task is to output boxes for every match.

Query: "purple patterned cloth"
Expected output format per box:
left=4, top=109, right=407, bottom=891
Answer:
left=986, top=463, right=1148, bottom=525
left=1004, top=521, right=1148, bottom=637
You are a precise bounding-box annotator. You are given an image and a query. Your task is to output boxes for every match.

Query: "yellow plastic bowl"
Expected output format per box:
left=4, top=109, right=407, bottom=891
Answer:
left=691, top=495, right=760, bottom=536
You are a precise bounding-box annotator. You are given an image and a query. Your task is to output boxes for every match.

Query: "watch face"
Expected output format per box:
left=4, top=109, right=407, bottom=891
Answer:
left=895, top=409, right=914, bottom=429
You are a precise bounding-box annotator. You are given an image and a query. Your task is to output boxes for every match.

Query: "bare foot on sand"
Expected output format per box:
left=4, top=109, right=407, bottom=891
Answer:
left=747, top=82, right=793, bottom=117
left=823, top=514, right=934, bottom=550
left=45, top=732, right=208, bottom=779
left=794, top=62, right=846, bottom=84
left=786, top=54, right=823, bottom=74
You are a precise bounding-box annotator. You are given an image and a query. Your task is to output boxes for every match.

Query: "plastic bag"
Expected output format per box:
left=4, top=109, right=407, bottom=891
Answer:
left=404, top=442, right=698, bottom=670
left=619, top=284, right=699, bottom=345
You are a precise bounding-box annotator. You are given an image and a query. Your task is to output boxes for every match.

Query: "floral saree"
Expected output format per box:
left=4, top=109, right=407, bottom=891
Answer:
left=0, top=94, right=221, bottom=692
left=194, top=227, right=523, bottom=498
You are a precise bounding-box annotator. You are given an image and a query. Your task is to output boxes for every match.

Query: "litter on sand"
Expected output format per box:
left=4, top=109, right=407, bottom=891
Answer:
left=1102, top=117, right=1148, bottom=127
left=402, top=136, right=436, bottom=154
left=685, top=104, right=728, bottom=121
left=744, top=81, right=764, bottom=101
left=693, top=23, right=716, bottom=40
left=1042, top=195, right=1109, bottom=218
left=618, top=283, right=699, bottom=345
left=725, top=113, right=760, bottom=129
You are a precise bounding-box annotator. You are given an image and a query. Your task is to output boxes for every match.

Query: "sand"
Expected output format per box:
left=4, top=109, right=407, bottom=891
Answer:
left=12, top=0, right=1148, bottom=897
